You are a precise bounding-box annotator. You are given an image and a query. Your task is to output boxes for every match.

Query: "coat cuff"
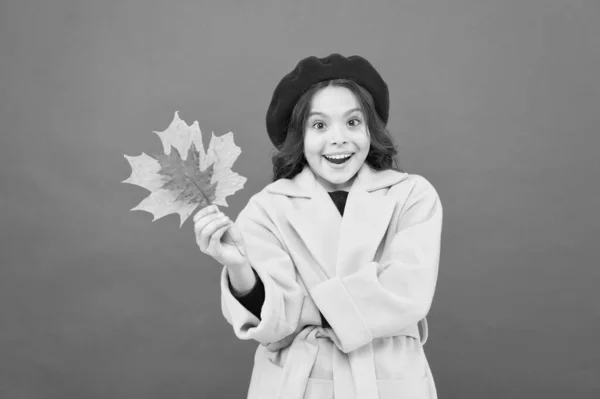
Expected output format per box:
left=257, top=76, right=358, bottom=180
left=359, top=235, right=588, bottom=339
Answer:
left=220, top=267, right=291, bottom=342
left=309, top=276, right=373, bottom=352
left=229, top=268, right=265, bottom=320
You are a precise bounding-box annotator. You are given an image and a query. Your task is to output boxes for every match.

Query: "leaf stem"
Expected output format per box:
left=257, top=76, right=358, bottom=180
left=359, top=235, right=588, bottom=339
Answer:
left=183, top=172, right=242, bottom=254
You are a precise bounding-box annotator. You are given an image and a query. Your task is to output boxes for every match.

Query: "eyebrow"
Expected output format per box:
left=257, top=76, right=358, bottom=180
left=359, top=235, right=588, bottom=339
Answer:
left=308, top=107, right=362, bottom=118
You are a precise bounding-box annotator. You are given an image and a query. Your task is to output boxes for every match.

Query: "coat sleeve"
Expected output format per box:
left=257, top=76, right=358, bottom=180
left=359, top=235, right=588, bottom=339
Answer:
left=309, top=176, right=443, bottom=353
left=220, top=195, right=305, bottom=345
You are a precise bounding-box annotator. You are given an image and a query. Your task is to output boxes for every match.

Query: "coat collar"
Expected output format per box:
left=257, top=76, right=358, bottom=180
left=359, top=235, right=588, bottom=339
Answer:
left=265, top=162, right=407, bottom=198
left=265, top=163, right=409, bottom=278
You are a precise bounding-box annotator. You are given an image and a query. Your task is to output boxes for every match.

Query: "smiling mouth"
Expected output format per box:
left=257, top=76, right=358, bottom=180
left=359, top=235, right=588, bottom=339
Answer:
left=323, top=153, right=353, bottom=165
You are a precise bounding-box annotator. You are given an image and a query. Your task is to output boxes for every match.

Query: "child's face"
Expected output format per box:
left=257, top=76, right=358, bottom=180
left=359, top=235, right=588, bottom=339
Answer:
left=303, top=85, right=370, bottom=192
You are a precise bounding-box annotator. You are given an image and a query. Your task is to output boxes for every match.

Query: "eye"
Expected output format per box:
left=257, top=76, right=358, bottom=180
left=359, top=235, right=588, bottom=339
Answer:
left=312, top=121, right=326, bottom=130
left=348, top=118, right=362, bottom=127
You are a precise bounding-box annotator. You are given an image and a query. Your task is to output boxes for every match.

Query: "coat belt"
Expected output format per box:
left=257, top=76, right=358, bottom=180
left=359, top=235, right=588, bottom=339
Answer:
left=272, top=319, right=426, bottom=399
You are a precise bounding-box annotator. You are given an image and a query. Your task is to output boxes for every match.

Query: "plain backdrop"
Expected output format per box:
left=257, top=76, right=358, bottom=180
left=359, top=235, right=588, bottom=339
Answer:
left=1, top=0, right=599, bottom=398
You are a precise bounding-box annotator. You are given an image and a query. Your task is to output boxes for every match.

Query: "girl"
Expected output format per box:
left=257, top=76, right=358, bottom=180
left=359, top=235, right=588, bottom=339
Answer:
left=193, top=54, right=443, bottom=399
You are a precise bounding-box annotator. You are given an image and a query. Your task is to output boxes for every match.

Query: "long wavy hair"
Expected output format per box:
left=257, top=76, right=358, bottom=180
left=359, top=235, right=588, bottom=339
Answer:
left=270, top=78, right=403, bottom=182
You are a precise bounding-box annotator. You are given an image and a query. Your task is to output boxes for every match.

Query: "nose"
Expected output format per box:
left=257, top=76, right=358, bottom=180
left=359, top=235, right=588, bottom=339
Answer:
left=330, top=124, right=348, bottom=144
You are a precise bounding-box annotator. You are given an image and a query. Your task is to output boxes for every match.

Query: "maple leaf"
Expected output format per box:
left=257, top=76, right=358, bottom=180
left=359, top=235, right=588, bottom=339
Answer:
left=122, top=111, right=247, bottom=228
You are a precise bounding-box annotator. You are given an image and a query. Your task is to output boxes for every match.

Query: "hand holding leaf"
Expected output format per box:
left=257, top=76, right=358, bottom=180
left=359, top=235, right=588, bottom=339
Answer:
left=193, top=204, right=247, bottom=269
left=122, top=111, right=247, bottom=258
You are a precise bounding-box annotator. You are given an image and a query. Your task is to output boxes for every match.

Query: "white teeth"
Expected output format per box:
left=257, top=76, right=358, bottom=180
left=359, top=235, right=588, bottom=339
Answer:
left=324, top=154, right=352, bottom=160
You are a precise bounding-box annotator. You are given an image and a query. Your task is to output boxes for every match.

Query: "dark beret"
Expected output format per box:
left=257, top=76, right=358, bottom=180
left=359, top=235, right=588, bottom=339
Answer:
left=266, top=53, right=389, bottom=150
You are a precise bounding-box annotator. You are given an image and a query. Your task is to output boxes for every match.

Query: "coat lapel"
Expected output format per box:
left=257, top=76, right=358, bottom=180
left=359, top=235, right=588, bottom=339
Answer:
left=266, top=163, right=408, bottom=279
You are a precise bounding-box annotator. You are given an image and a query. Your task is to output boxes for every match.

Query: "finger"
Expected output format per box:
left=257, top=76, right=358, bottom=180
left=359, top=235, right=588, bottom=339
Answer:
left=194, top=212, right=223, bottom=244
left=193, top=204, right=218, bottom=223
left=194, top=210, right=223, bottom=231
left=207, top=219, right=231, bottom=248
left=197, top=216, right=229, bottom=251
left=194, top=210, right=226, bottom=234
left=193, top=205, right=213, bottom=223
left=207, top=221, right=232, bottom=255
left=195, top=204, right=219, bottom=223
left=207, top=215, right=229, bottom=235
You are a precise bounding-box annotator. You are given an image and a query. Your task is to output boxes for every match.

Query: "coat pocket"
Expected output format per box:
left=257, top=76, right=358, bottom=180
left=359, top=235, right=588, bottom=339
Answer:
left=248, top=345, right=285, bottom=399
left=377, top=374, right=431, bottom=399
left=303, top=378, right=333, bottom=399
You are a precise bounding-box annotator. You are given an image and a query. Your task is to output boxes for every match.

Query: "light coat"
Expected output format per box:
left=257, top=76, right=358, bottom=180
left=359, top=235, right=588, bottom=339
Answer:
left=220, top=162, right=443, bottom=399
